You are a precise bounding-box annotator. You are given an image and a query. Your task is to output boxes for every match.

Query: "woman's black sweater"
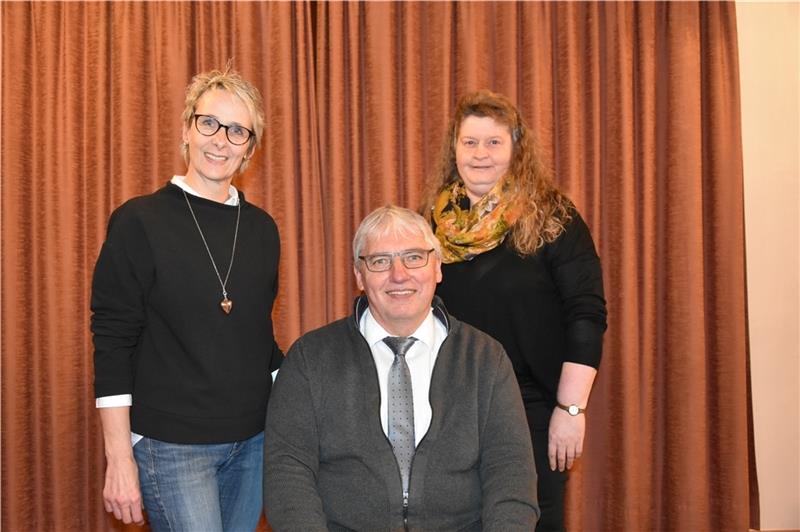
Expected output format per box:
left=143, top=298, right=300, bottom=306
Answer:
left=436, top=211, right=607, bottom=428
left=92, top=183, right=282, bottom=443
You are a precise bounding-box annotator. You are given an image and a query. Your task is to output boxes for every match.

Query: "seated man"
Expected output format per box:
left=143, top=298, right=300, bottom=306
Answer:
left=264, top=205, right=539, bottom=531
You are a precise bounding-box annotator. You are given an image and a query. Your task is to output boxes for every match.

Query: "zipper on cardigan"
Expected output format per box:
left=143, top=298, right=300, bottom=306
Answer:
left=403, top=491, right=409, bottom=531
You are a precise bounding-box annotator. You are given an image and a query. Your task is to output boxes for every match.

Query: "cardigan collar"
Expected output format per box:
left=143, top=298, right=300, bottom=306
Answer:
left=352, top=294, right=450, bottom=333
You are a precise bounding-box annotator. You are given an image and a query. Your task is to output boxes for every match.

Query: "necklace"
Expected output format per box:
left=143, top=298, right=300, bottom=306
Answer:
left=182, top=189, right=241, bottom=314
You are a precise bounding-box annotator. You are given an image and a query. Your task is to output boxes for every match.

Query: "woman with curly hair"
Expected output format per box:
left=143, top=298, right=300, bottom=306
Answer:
left=422, top=90, right=607, bottom=531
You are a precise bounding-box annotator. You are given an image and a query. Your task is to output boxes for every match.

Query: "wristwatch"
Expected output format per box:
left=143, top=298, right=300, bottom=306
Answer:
left=556, top=402, right=586, bottom=416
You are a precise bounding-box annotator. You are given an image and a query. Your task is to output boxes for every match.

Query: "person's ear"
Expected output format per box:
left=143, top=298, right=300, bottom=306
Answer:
left=244, top=141, right=256, bottom=160
left=354, top=265, right=365, bottom=291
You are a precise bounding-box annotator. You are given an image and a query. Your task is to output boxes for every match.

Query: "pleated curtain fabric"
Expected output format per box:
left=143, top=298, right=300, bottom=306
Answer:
left=1, top=2, right=756, bottom=531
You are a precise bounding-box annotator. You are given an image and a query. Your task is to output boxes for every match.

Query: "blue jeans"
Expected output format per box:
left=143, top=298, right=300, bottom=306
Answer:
left=133, top=432, right=264, bottom=532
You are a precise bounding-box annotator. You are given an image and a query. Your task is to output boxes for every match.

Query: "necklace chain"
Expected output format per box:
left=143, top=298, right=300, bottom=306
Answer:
left=182, top=189, right=241, bottom=301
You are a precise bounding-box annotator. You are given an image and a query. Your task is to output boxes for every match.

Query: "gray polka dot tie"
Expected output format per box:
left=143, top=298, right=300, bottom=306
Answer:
left=383, top=335, right=418, bottom=495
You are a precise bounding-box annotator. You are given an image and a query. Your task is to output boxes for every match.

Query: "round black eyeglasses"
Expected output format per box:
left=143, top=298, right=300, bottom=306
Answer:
left=193, top=114, right=254, bottom=145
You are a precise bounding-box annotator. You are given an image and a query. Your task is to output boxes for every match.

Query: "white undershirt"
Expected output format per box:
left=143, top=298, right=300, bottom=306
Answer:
left=359, top=308, right=448, bottom=447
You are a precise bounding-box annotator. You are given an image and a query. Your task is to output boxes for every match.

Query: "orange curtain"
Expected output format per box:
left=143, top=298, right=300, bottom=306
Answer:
left=1, top=2, right=756, bottom=530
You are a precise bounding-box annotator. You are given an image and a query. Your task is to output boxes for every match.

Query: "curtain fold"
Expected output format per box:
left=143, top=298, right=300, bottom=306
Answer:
left=1, top=2, right=755, bottom=530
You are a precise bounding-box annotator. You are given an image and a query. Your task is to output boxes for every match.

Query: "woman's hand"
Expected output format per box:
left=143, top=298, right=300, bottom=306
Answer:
left=103, top=455, right=145, bottom=525
left=547, top=407, right=586, bottom=471
left=549, top=361, right=597, bottom=471
left=98, top=406, right=145, bottom=525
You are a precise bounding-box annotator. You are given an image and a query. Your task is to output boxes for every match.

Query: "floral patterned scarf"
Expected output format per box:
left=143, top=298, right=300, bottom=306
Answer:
left=432, top=179, right=523, bottom=263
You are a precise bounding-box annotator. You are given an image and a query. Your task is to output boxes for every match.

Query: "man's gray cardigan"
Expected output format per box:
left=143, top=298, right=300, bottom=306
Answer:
left=264, top=296, right=539, bottom=531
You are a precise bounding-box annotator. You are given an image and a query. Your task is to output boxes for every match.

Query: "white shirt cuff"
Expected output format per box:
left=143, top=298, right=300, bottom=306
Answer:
left=96, top=394, right=132, bottom=408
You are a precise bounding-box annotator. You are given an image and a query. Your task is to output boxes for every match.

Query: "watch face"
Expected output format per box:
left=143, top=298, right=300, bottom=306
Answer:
left=568, top=405, right=580, bottom=416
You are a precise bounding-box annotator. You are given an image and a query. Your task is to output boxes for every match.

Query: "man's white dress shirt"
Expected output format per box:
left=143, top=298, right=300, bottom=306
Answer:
left=359, top=307, right=448, bottom=446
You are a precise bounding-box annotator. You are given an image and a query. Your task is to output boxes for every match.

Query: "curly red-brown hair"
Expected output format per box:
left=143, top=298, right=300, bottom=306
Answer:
left=421, top=90, right=572, bottom=255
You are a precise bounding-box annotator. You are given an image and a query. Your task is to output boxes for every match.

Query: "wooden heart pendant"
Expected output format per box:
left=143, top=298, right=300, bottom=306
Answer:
left=220, top=297, right=233, bottom=314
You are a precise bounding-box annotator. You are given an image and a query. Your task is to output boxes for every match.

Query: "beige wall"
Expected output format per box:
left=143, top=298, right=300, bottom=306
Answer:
left=737, top=2, right=800, bottom=530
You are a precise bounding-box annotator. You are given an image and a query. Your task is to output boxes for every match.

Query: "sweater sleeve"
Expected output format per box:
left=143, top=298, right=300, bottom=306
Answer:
left=91, top=203, right=155, bottom=398
left=265, top=213, right=284, bottom=373
left=268, top=339, right=284, bottom=373
left=479, top=350, right=541, bottom=530
left=263, top=339, right=327, bottom=531
left=547, top=211, right=608, bottom=368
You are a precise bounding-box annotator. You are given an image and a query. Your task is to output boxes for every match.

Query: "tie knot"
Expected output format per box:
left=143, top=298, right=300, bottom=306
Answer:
left=383, top=336, right=417, bottom=357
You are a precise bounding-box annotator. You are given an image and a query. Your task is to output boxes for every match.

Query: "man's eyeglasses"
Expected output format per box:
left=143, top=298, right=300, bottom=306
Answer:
left=193, top=114, right=254, bottom=145
left=359, top=249, right=435, bottom=272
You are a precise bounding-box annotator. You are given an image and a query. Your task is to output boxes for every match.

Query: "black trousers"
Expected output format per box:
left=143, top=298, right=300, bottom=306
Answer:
left=531, top=425, right=568, bottom=532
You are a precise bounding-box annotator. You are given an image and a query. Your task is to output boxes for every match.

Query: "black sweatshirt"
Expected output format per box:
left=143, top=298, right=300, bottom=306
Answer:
left=92, top=182, right=283, bottom=443
left=436, top=210, right=607, bottom=428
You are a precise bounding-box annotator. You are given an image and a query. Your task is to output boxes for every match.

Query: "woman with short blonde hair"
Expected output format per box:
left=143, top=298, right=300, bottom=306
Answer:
left=92, top=64, right=282, bottom=531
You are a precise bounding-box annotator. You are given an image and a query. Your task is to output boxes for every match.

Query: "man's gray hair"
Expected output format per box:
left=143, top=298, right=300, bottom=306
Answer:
left=353, top=205, right=442, bottom=263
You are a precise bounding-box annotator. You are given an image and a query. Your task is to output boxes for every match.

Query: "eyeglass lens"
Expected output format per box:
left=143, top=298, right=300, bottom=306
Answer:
left=194, top=115, right=252, bottom=145
left=363, top=249, right=432, bottom=272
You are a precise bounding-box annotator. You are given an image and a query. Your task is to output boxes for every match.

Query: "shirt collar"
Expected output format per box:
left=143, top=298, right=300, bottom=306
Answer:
left=362, top=308, right=437, bottom=351
left=171, top=175, right=239, bottom=206
left=353, top=294, right=450, bottom=334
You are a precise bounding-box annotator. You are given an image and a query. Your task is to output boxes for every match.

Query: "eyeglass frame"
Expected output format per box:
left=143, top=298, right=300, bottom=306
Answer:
left=192, top=114, right=255, bottom=146
left=358, top=248, right=436, bottom=272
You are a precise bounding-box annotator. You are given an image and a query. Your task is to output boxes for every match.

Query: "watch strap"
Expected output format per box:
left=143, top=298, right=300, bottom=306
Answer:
left=556, top=402, right=586, bottom=416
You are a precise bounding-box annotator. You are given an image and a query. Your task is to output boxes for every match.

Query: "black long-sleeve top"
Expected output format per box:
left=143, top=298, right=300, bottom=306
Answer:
left=91, top=182, right=283, bottom=443
left=436, top=210, right=607, bottom=427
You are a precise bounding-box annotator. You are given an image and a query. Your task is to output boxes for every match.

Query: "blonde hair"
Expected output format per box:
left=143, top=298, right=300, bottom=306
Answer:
left=422, top=90, right=573, bottom=255
left=180, top=61, right=265, bottom=173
